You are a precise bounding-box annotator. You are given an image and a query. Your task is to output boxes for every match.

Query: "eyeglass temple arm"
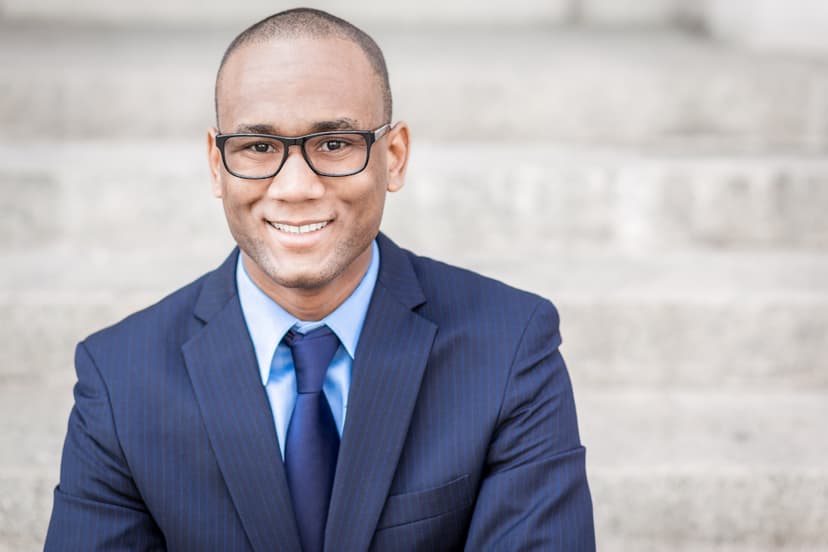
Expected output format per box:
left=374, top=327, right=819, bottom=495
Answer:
left=374, top=123, right=393, bottom=140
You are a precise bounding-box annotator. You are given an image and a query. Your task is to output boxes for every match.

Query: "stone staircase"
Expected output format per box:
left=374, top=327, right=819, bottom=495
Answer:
left=1, top=3, right=827, bottom=551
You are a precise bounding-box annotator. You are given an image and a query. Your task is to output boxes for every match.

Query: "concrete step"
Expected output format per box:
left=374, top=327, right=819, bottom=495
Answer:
left=579, top=390, right=828, bottom=472
left=1, top=142, right=826, bottom=254
left=0, top=472, right=56, bottom=552
left=0, top=0, right=704, bottom=29
left=582, top=390, right=828, bottom=552
left=579, top=0, right=701, bottom=29
left=0, top=0, right=574, bottom=28
left=591, top=467, right=828, bottom=552
left=2, top=250, right=826, bottom=391
left=708, top=0, right=828, bottom=56
left=3, top=383, right=826, bottom=550
left=0, top=381, right=72, bottom=552
left=1, top=24, right=826, bottom=149
left=396, top=145, right=828, bottom=253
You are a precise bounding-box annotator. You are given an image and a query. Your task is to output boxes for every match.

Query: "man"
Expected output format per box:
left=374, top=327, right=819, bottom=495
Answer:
left=46, top=8, right=594, bottom=551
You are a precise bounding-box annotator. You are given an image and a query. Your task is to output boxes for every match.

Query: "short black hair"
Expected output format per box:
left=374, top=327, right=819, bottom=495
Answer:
left=215, top=7, right=392, bottom=127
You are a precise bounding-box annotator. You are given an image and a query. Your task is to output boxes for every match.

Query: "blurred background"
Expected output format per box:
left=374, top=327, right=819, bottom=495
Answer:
left=1, top=0, right=827, bottom=550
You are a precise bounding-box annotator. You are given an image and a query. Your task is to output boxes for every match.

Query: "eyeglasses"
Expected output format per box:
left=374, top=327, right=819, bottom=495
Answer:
left=214, top=124, right=391, bottom=179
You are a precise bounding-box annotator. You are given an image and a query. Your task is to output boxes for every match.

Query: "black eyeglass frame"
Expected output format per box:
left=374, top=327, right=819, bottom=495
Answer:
left=214, top=123, right=392, bottom=179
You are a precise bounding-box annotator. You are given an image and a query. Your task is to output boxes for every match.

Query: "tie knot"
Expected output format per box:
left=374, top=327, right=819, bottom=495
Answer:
left=284, top=326, right=340, bottom=393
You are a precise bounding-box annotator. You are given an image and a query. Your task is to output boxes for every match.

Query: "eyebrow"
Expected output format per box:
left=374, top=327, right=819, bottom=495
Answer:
left=232, top=118, right=361, bottom=135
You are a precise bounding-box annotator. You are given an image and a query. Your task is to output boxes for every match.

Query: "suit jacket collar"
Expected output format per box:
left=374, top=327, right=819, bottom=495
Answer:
left=184, top=233, right=436, bottom=552
left=374, top=232, right=427, bottom=310
left=192, top=247, right=239, bottom=324
left=326, top=233, right=436, bottom=551
left=183, top=248, right=302, bottom=552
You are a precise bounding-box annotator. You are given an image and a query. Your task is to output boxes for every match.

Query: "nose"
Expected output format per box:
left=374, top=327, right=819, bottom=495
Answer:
left=266, top=145, right=325, bottom=202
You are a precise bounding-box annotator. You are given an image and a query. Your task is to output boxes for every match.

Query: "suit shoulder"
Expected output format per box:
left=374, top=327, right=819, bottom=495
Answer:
left=82, top=270, right=212, bottom=354
left=405, top=250, right=558, bottom=324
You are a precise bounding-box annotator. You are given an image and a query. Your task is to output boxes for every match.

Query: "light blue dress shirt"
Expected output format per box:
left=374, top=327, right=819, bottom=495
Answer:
left=236, top=241, right=380, bottom=459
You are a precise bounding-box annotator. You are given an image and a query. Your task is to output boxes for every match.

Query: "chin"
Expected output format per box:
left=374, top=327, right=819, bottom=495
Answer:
left=268, top=270, right=332, bottom=290
left=241, top=234, right=370, bottom=294
left=252, top=252, right=331, bottom=288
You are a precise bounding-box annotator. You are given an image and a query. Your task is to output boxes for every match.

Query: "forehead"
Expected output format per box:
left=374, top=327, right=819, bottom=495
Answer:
left=217, top=36, right=384, bottom=133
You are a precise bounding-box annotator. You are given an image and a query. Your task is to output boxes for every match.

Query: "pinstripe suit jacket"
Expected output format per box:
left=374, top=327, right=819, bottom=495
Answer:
left=46, top=233, right=595, bottom=551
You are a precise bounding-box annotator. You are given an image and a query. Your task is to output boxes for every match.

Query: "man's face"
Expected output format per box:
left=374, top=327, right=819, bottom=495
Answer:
left=208, top=36, right=408, bottom=304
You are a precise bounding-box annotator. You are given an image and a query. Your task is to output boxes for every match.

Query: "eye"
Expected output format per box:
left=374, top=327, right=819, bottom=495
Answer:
left=250, top=142, right=275, bottom=153
left=320, top=139, right=348, bottom=152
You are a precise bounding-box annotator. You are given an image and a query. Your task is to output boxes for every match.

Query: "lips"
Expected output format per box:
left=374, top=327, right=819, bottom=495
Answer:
left=267, top=220, right=330, bottom=234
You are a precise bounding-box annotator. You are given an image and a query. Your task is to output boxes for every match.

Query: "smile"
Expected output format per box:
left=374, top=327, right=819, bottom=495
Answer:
left=268, top=220, right=329, bottom=234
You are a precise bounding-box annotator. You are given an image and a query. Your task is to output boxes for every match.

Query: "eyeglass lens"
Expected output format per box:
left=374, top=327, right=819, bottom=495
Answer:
left=223, top=133, right=370, bottom=177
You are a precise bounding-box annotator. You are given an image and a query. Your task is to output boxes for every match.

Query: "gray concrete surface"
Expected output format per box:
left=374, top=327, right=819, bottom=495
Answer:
left=1, top=3, right=827, bottom=551
left=708, top=0, right=828, bottom=54
left=2, top=25, right=827, bottom=151
left=2, top=143, right=827, bottom=254
left=0, top=0, right=575, bottom=27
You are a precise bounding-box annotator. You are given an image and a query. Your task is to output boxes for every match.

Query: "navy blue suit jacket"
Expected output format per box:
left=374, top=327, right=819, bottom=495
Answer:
left=46, top=233, right=594, bottom=551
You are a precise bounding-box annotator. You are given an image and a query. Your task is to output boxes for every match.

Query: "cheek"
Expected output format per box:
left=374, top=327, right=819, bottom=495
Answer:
left=342, top=179, right=386, bottom=218
left=222, top=181, right=260, bottom=211
left=221, top=188, right=264, bottom=232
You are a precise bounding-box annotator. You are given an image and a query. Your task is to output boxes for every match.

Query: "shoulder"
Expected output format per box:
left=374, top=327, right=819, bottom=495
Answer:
left=401, top=246, right=559, bottom=333
left=82, top=264, right=216, bottom=359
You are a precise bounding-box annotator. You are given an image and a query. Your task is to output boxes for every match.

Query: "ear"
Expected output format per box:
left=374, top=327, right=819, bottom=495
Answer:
left=384, top=122, right=410, bottom=193
left=207, top=127, right=223, bottom=198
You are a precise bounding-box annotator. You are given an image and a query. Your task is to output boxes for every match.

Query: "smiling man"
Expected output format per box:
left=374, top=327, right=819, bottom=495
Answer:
left=46, top=8, right=594, bottom=552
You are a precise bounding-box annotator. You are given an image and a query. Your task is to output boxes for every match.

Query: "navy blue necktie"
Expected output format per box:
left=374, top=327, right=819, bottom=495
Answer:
left=283, top=326, right=341, bottom=552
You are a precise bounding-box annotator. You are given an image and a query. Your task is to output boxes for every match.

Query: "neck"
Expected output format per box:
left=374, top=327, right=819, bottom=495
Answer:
left=242, top=246, right=373, bottom=321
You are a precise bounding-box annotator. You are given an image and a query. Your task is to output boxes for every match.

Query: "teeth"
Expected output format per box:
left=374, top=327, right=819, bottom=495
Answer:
left=271, top=221, right=328, bottom=234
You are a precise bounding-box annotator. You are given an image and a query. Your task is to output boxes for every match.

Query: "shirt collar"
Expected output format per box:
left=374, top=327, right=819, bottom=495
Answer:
left=236, top=240, right=381, bottom=385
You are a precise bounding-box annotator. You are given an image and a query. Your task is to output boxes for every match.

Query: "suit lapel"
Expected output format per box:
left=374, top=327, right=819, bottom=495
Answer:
left=325, top=234, right=437, bottom=551
left=182, top=250, right=301, bottom=552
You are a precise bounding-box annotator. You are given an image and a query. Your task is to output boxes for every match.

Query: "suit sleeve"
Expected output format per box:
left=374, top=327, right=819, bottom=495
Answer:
left=45, top=342, right=165, bottom=551
left=464, top=300, right=595, bottom=551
